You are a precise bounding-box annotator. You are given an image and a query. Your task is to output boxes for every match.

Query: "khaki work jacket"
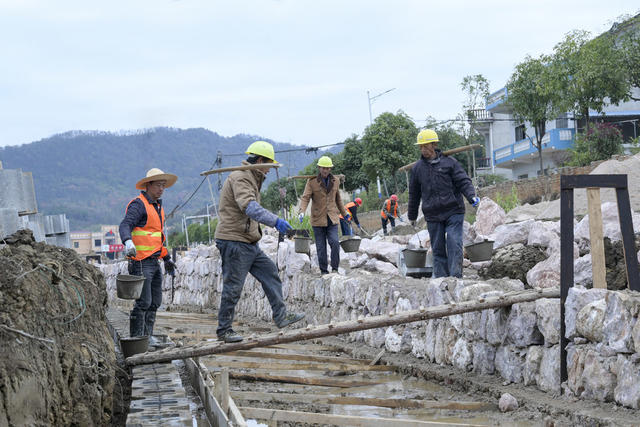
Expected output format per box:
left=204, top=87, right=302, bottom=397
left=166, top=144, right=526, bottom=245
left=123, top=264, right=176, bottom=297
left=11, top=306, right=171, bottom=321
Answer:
left=299, top=174, right=348, bottom=227
left=214, top=161, right=266, bottom=243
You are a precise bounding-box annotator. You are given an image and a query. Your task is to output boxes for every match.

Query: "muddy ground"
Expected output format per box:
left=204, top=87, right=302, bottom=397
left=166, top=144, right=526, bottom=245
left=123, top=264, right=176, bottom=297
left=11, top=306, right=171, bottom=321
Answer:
left=157, top=311, right=640, bottom=427
left=0, top=230, right=119, bottom=426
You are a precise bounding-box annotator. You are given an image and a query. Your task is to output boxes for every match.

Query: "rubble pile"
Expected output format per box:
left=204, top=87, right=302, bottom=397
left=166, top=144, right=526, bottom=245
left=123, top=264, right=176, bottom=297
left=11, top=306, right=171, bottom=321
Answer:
left=0, top=230, right=116, bottom=425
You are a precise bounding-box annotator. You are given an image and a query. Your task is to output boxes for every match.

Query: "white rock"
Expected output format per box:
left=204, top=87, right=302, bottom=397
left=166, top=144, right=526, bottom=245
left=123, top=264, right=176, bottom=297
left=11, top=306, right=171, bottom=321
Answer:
left=474, top=197, right=507, bottom=237
left=566, top=286, right=610, bottom=339
left=498, top=393, right=518, bottom=412
left=537, top=345, right=560, bottom=393
left=576, top=299, right=607, bottom=342
left=573, top=254, right=593, bottom=287
left=527, top=220, right=558, bottom=248
left=574, top=202, right=640, bottom=244
left=523, top=346, right=542, bottom=386
left=384, top=327, right=402, bottom=352
left=408, top=230, right=430, bottom=249
left=495, top=345, right=524, bottom=383
left=535, top=298, right=560, bottom=345
left=507, top=302, right=543, bottom=347
left=452, top=337, right=473, bottom=371
left=490, top=219, right=535, bottom=250
left=602, top=292, right=635, bottom=352
left=472, top=341, right=496, bottom=375
left=614, top=356, right=640, bottom=409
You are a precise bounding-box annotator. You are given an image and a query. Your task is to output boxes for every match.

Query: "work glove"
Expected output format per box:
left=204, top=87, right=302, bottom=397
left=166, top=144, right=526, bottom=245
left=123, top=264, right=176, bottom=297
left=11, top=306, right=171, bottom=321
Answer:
left=275, top=218, right=293, bottom=234
left=357, top=224, right=362, bottom=230
left=345, top=213, right=352, bottom=222
left=164, top=258, right=176, bottom=277
left=472, top=196, right=481, bottom=207
left=298, top=213, right=304, bottom=224
left=124, top=239, right=136, bottom=257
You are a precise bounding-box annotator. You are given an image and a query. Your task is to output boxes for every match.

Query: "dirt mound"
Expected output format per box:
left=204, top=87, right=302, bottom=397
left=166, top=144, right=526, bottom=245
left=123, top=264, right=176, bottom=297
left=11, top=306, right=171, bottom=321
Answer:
left=0, top=230, right=116, bottom=426
left=604, top=234, right=640, bottom=290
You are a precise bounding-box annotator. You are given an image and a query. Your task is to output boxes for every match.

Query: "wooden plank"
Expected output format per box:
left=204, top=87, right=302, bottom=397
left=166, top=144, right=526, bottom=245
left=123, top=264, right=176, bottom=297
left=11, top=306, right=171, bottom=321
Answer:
left=226, top=350, right=371, bottom=365
left=201, top=163, right=281, bottom=176
left=370, top=349, right=385, bottom=366
left=586, top=188, right=607, bottom=289
left=232, top=391, right=495, bottom=411
left=126, top=288, right=560, bottom=366
left=229, top=371, right=384, bottom=388
left=183, top=358, right=231, bottom=427
left=398, top=144, right=483, bottom=172
left=204, top=359, right=394, bottom=372
left=265, top=343, right=341, bottom=351
left=220, top=368, right=229, bottom=415
left=239, top=407, right=486, bottom=427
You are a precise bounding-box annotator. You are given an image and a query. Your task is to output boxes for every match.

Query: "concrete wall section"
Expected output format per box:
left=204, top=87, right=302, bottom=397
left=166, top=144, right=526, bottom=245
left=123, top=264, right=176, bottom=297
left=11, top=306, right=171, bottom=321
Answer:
left=0, top=169, right=37, bottom=214
left=0, top=208, right=19, bottom=240
left=100, top=239, right=640, bottom=409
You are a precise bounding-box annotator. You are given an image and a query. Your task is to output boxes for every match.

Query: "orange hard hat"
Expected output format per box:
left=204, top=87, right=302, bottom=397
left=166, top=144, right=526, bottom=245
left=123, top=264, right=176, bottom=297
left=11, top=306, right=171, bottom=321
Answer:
left=390, top=194, right=398, bottom=201
left=355, top=198, right=362, bottom=205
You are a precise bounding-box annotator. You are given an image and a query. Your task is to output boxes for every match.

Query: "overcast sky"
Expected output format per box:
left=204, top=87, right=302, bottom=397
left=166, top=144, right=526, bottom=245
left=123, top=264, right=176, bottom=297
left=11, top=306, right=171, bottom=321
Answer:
left=0, top=0, right=637, bottom=149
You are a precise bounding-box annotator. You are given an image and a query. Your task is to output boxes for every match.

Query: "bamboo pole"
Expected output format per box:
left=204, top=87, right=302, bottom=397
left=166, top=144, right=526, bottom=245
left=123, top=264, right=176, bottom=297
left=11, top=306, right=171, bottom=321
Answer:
left=398, top=144, right=483, bottom=173
left=288, top=174, right=345, bottom=180
left=200, top=163, right=281, bottom=176
left=126, top=287, right=559, bottom=366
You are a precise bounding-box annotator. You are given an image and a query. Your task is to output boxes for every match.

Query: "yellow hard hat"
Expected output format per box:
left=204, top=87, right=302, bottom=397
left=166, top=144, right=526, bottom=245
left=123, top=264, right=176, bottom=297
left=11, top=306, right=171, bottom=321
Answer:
left=317, top=156, right=333, bottom=168
left=245, top=140, right=277, bottom=163
left=416, top=129, right=439, bottom=145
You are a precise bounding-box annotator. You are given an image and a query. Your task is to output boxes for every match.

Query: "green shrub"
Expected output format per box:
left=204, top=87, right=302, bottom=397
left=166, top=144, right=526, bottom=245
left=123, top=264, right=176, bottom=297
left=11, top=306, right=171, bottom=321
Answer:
left=568, top=122, right=624, bottom=166
left=494, top=184, right=519, bottom=212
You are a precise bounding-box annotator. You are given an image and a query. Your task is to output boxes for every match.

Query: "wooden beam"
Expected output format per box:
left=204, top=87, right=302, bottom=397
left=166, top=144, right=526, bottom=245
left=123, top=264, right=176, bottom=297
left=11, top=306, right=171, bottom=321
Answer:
left=398, top=144, right=483, bottom=172
left=227, top=371, right=383, bottom=388
left=586, top=188, right=607, bottom=289
left=126, top=288, right=559, bottom=366
left=200, top=163, right=281, bottom=176
left=232, top=391, right=495, bottom=411
left=239, top=407, right=485, bottom=427
left=226, top=350, right=371, bottom=365
left=204, top=359, right=394, bottom=372
left=288, top=174, right=345, bottom=180
left=370, top=349, right=385, bottom=366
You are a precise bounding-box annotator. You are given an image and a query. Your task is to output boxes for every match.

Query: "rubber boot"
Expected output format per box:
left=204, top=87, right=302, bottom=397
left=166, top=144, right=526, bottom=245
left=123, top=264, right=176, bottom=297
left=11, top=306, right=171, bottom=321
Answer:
left=129, top=312, right=145, bottom=337
left=144, top=310, right=156, bottom=337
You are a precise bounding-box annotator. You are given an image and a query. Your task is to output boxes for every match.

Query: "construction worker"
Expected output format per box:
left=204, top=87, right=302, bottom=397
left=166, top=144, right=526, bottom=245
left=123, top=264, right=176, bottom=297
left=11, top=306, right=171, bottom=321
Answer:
left=408, top=129, right=480, bottom=278
left=120, top=168, right=178, bottom=346
left=214, top=141, right=304, bottom=343
left=380, top=194, right=399, bottom=235
left=340, top=197, right=362, bottom=236
left=298, top=156, right=350, bottom=275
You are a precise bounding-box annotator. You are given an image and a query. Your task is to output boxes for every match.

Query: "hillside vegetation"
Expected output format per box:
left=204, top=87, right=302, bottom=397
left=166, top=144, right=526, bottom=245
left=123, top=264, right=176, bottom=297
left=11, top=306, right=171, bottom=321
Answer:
left=0, top=128, right=317, bottom=229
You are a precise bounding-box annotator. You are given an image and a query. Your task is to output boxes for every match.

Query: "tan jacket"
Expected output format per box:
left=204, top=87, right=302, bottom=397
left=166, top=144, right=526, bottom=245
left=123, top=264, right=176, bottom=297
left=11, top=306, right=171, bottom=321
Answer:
left=299, top=174, right=348, bottom=227
left=214, top=162, right=266, bottom=243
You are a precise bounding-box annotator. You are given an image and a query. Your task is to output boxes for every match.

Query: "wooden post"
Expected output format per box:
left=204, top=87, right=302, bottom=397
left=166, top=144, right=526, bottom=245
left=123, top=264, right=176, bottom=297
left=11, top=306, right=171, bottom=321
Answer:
left=586, top=188, right=607, bottom=289
left=220, top=367, right=229, bottom=415
left=126, top=288, right=559, bottom=366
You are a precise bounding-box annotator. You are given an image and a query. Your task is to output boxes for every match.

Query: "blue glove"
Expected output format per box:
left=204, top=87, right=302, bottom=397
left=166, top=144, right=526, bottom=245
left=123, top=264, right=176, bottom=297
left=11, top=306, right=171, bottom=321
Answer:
left=472, top=196, right=480, bottom=207
left=275, top=218, right=292, bottom=234
left=345, top=213, right=352, bottom=222
left=298, top=213, right=304, bottom=223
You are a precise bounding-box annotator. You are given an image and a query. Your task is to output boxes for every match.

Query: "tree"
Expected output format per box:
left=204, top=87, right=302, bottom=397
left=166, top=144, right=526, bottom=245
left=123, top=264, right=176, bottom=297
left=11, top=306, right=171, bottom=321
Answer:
left=360, top=111, right=418, bottom=194
left=261, top=177, right=299, bottom=215
left=618, top=30, right=640, bottom=101
left=506, top=54, right=556, bottom=176
left=460, top=74, right=490, bottom=177
left=568, top=122, right=625, bottom=166
left=332, top=135, right=369, bottom=192
left=550, top=30, right=630, bottom=125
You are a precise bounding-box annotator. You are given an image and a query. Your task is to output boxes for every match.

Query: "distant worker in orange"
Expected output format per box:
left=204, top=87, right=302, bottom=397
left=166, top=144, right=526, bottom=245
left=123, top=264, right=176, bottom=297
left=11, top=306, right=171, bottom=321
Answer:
left=340, top=197, right=363, bottom=236
left=119, top=168, right=178, bottom=345
left=380, top=194, right=399, bottom=235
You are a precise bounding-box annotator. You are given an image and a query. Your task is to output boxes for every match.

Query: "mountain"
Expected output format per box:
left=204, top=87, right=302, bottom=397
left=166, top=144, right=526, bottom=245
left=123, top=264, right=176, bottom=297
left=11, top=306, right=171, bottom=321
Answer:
left=0, top=127, right=330, bottom=230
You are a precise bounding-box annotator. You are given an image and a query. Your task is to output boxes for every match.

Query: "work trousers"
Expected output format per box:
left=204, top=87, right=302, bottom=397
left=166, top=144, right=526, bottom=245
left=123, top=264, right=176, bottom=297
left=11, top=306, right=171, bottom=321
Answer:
left=381, top=216, right=396, bottom=234
left=215, top=239, right=286, bottom=336
left=339, top=218, right=352, bottom=236
left=129, top=257, right=162, bottom=337
left=312, top=223, right=340, bottom=273
left=426, top=213, right=464, bottom=278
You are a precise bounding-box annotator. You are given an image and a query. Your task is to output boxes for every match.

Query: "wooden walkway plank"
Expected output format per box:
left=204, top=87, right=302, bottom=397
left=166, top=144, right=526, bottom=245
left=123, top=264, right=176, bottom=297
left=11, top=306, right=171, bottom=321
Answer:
left=232, top=391, right=495, bottom=411
left=239, top=407, right=488, bottom=426
left=226, top=349, right=371, bottom=365
left=204, top=359, right=395, bottom=372
left=227, top=371, right=385, bottom=388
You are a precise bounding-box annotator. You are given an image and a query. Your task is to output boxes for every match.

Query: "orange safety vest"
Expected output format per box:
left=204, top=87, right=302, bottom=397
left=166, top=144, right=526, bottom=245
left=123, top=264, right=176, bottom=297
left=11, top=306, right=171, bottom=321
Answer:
left=340, top=201, right=357, bottom=219
left=380, top=199, right=397, bottom=219
left=127, top=194, right=168, bottom=261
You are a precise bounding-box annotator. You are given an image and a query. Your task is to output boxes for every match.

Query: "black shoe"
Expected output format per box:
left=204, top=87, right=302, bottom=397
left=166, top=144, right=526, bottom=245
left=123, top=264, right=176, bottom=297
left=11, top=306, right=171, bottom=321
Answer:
left=320, top=270, right=329, bottom=275
left=276, top=312, right=305, bottom=328
left=332, top=268, right=339, bottom=273
left=217, top=330, right=244, bottom=343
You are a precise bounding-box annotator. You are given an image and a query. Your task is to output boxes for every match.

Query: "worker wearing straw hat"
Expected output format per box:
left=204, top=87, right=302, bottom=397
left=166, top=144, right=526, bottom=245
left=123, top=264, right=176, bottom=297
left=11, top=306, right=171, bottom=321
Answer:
left=119, top=168, right=178, bottom=345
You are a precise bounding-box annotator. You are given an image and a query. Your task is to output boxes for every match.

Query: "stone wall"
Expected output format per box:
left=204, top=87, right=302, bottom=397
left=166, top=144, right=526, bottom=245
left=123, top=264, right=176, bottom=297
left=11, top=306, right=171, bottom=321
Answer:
left=99, top=234, right=640, bottom=409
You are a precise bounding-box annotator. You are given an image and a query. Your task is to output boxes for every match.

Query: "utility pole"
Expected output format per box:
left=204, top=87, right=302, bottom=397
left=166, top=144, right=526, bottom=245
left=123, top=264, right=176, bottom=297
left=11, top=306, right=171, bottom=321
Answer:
left=367, top=88, right=396, bottom=199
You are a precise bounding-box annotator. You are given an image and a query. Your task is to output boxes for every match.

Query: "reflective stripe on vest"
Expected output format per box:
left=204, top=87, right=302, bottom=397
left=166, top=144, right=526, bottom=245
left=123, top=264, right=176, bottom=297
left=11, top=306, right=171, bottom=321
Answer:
left=127, top=194, right=168, bottom=260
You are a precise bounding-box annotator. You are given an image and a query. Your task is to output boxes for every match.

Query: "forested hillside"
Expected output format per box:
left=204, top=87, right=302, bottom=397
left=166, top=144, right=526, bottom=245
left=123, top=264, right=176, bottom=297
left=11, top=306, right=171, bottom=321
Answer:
left=0, top=128, right=321, bottom=229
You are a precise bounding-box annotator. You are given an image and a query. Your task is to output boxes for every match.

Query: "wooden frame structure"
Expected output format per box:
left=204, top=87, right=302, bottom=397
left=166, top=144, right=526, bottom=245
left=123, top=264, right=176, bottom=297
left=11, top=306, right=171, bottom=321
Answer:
left=559, top=174, right=640, bottom=385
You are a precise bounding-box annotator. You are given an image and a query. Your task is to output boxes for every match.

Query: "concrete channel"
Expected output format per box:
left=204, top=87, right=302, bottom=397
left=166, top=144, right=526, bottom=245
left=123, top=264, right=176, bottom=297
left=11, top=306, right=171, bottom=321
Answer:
left=108, top=308, right=549, bottom=427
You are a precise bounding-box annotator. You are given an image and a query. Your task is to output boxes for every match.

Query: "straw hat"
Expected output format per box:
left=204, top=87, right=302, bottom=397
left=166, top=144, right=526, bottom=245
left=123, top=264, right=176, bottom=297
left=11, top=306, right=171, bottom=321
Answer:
left=135, top=168, right=178, bottom=190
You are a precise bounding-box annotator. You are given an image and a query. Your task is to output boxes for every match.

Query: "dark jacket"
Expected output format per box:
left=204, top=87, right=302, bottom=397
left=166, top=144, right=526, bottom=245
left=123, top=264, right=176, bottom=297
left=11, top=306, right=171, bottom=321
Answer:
left=408, top=150, right=476, bottom=223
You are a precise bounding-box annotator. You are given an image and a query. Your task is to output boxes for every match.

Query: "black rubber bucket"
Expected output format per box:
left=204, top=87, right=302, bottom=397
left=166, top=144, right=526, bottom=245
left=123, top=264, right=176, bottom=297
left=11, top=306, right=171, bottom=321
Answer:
left=339, top=236, right=361, bottom=253
left=403, top=248, right=428, bottom=268
left=120, top=336, right=149, bottom=358
left=294, top=236, right=312, bottom=253
left=116, top=274, right=145, bottom=299
left=465, top=240, right=494, bottom=262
